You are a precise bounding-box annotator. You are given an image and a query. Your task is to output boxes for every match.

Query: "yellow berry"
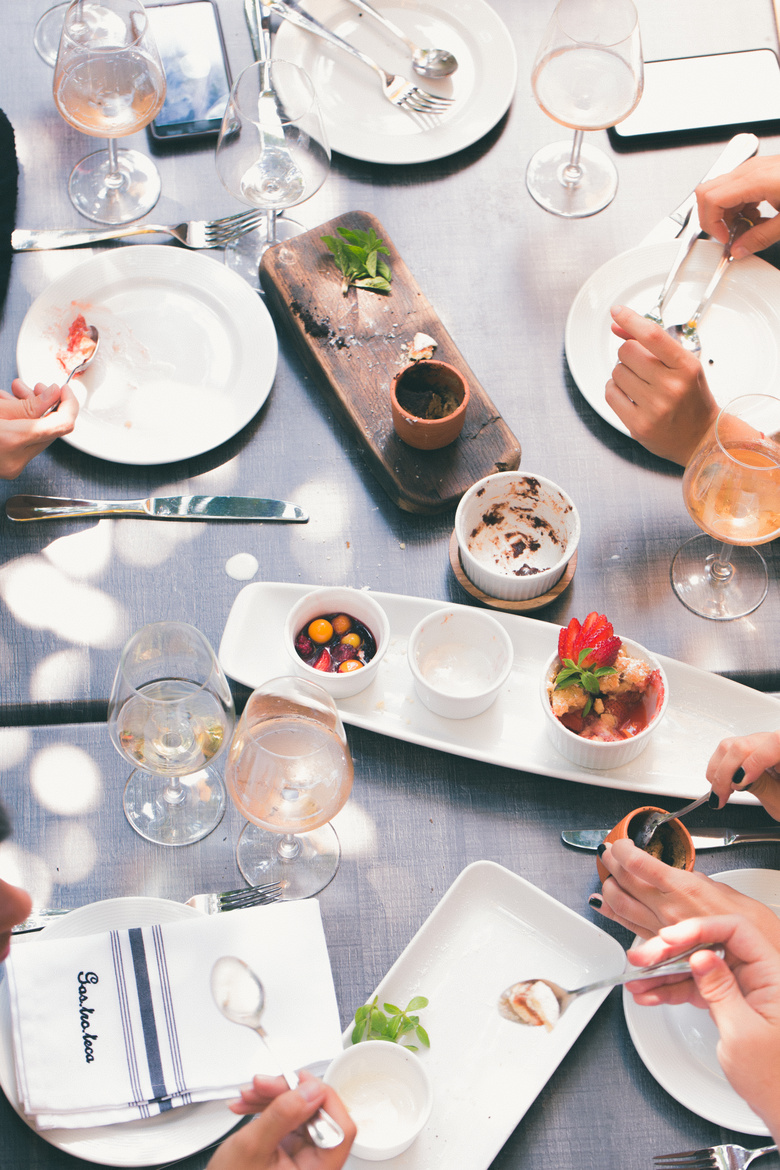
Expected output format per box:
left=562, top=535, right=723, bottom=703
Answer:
left=338, top=659, right=363, bottom=673
left=340, top=632, right=362, bottom=648
left=332, top=614, right=352, bottom=635
left=308, top=618, right=333, bottom=644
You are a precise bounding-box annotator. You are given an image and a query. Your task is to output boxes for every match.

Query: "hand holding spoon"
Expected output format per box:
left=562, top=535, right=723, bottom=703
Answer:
left=210, top=956, right=345, bottom=1150
left=499, top=942, right=725, bottom=1030
left=632, top=790, right=713, bottom=850
left=62, top=322, right=99, bottom=385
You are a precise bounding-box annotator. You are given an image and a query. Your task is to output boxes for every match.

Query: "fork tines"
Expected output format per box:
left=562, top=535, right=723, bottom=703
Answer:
left=654, top=1155, right=719, bottom=1170
left=204, top=208, right=266, bottom=246
left=218, top=882, right=284, bottom=909
left=388, top=77, right=453, bottom=114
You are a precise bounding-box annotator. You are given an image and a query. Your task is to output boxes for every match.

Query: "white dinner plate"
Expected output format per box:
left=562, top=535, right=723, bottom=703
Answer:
left=564, top=240, right=780, bottom=436
left=0, top=896, right=242, bottom=1166
left=16, top=247, right=278, bottom=465
left=273, top=0, right=517, bottom=164
left=339, top=860, right=626, bottom=1169
left=218, top=581, right=777, bottom=802
left=623, top=868, right=780, bottom=1135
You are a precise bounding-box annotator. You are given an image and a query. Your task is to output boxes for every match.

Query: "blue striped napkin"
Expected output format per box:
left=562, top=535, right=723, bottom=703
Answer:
left=6, top=901, right=342, bottom=1130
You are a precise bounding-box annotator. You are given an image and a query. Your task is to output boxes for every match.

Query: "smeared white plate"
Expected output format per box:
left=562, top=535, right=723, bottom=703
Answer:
left=274, top=0, right=517, bottom=164
left=16, top=247, right=277, bottom=465
left=565, top=240, right=780, bottom=436
left=623, top=868, right=780, bottom=1134
left=0, top=896, right=241, bottom=1166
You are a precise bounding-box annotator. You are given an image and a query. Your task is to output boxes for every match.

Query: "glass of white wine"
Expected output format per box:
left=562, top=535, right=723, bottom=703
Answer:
left=215, top=59, right=330, bottom=289
left=225, top=676, right=354, bottom=900
left=108, top=622, right=236, bottom=846
left=53, top=0, right=166, bottom=224
left=672, top=394, right=780, bottom=620
left=527, top=0, right=643, bottom=218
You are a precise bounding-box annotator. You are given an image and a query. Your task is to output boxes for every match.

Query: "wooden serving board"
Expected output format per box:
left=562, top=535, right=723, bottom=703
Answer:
left=260, top=210, right=521, bottom=514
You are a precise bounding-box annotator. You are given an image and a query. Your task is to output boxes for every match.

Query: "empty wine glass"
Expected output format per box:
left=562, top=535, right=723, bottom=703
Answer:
left=225, top=676, right=354, bottom=900
left=108, top=622, right=236, bottom=846
left=527, top=0, right=643, bottom=218
left=672, top=394, right=780, bottom=620
left=215, top=59, right=330, bottom=289
left=52, top=0, right=166, bottom=223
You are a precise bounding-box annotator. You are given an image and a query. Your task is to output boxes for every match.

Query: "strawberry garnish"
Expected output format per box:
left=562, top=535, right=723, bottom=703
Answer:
left=557, top=617, right=580, bottom=661
left=554, top=613, right=622, bottom=716
left=313, top=648, right=332, bottom=671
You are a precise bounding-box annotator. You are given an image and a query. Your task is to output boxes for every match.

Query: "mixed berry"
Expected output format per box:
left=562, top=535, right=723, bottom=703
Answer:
left=294, top=612, right=377, bottom=674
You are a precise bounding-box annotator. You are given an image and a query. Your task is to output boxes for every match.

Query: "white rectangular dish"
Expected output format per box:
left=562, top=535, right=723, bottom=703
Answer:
left=218, top=582, right=778, bottom=801
left=335, top=860, right=627, bottom=1170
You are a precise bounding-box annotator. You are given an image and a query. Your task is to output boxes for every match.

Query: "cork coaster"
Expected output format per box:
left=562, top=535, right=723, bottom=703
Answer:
left=448, top=530, right=577, bottom=612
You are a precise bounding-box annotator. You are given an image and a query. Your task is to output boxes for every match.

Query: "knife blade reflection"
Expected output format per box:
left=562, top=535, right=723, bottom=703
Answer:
left=5, top=494, right=309, bottom=522
left=562, top=827, right=780, bottom=851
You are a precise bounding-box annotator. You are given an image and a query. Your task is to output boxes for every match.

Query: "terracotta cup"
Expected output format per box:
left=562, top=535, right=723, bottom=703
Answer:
left=596, top=805, right=695, bottom=884
left=390, top=360, right=469, bottom=450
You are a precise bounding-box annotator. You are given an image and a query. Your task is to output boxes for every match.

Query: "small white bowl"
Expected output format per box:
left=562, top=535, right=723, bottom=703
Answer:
left=407, top=607, right=513, bottom=719
left=285, top=587, right=390, bottom=699
left=324, top=1041, right=433, bottom=1161
left=454, top=472, right=580, bottom=602
left=540, top=636, right=668, bottom=770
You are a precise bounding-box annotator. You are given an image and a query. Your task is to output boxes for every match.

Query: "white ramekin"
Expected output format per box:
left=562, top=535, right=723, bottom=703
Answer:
left=284, top=587, right=390, bottom=699
left=407, top=607, right=513, bottom=719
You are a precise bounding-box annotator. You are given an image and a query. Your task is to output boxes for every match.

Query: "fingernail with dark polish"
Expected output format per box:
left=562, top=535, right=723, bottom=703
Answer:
left=596, top=843, right=607, bottom=857
left=588, top=894, right=603, bottom=909
left=708, top=791, right=721, bottom=809
left=732, top=767, right=746, bottom=785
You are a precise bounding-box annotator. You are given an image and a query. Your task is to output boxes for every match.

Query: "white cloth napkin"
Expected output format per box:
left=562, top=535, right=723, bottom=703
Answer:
left=6, top=901, right=342, bottom=1130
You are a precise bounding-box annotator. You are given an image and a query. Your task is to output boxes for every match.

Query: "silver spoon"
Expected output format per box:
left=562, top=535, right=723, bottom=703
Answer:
left=210, top=955, right=345, bottom=1151
left=62, top=323, right=99, bottom=385
left=632, top=791, right=712, bottom=850
left=665, top=215, right=752, bottom=357
left=499, top=942, right=726, bottom=1030
left=341, top=0, right=458, bottom=78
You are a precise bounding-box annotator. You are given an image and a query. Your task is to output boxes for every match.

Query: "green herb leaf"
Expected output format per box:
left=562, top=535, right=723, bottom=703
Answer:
left=322, top=227, right=393, bottom=296
left=406, top=996, right=428, bottom=1011
left=351, top=992, right=431, bottom=1052
left=415, top=1025, right=430, bottom=1048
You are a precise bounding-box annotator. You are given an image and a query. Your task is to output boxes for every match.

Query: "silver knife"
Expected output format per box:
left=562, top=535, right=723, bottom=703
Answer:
left=5, top=494, right=308, bottom=522
left=11, top=909, right=70, bottom=934
left=639, top=131, right=759, bottom=246
left=562, top=827, right=780, bottom=851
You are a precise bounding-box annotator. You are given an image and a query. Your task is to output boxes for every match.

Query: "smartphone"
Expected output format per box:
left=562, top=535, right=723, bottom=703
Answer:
left=146, top=0, right=231, bottom=141
left=611, top=49, right=780, bottom=141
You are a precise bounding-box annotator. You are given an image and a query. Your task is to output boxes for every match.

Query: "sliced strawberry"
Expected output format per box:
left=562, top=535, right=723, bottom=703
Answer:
left=558, top=618, right=580, bottom=661
left=581, top=634, right=621, bottom=670
left=573, top=613, right=613, bottom=658
left=312, top=648, right=332, bottom=672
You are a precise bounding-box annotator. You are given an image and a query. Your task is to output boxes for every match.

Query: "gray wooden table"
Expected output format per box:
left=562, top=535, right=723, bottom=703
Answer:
left=1, top=0, right=780, bottom=1167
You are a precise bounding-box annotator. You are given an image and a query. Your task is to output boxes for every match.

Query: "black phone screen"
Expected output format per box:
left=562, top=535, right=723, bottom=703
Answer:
left=146, top=0, right=231, bottom=140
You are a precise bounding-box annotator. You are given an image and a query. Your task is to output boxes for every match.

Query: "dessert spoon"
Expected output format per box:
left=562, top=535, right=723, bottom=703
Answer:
left=210, top=955, right=345, bottom=1150
left=632, top=791, right=712, bottom=850
left=63, top=323, right=99, bottom=385
left=499, top=942, right=725, bottom=1029
left=342, top=0, right=458, bottom=78
left=665, top=215, right=752, bottom=356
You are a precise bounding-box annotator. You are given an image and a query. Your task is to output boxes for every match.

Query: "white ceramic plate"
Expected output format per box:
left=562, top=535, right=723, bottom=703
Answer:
left=273, top=0, right=517, bottom=165
left=16, top=247, right=278, bottom=465
left=218, top=581, right=777, bottom=801
left=0, top=896, right=241, bottom=1166
left=623, top=869, right=780, bottom=1135
left=564, top=240, right=780, bottom=436
left=338, top=860, right=626, bottom=1169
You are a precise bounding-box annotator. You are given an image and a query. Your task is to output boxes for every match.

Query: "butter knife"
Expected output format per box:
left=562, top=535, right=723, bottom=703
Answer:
left=5, top=494, right=308, bottom=522
left=562, top=827, right=780, bottom=851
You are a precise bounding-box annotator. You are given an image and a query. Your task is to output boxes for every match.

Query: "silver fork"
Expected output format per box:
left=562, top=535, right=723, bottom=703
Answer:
left=266, top=0, right=453, bottom=114
left=654, top=1142, right=779, bottom=1170
left=11, top=208, right=266, bottom=253
left=11, top=882, right=283, bottom=933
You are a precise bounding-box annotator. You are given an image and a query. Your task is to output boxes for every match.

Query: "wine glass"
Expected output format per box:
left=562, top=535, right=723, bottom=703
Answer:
left=34, top=2, right=68, bottom=66
left=108, top=622, right=236, bottom=846
left=215, top=59, right=330, bottom=289
left=527, top=0, right=643, bottom=218
left=52, top=0, right=167, bottom=224
left=225, top=676, right=354, bottom=900
left=671, top=394, right=780, bottom=620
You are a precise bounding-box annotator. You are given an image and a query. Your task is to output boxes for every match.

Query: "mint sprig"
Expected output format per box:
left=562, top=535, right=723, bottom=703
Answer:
left=351, top=995, right=430, bottom=1051
left=554, top=649, right=616, bottom=718
left=321, top=227, right=392, bottom=295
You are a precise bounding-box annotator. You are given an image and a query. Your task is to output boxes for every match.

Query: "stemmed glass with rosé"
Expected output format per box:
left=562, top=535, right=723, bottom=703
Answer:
left=225, top=676, right=353, bottom=900
left=672, top=393, right=780, bottom=620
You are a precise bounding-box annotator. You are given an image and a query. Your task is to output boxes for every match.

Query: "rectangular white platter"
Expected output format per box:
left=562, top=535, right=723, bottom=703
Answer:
left=218, top=582, right=780, bottom=801
left=336, top=861, right=627, bottom=1169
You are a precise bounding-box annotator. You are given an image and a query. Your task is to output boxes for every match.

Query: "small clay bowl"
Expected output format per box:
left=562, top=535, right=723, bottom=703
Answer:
left=596, top=805, right=695, bottom=884
left=390, top=360, right=469, bottom=450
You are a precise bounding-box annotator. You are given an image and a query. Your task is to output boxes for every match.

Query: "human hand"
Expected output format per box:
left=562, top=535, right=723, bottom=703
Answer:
left=605, top=305, right=719, bottom=465
left=206, top=1072, right=355, bottom=1170
left=0, top=379, right=79, bottom=478
left=625, top=915, right=780, bottom=1142
left=707, top=730, right=780, bottom=819
left=697, top=155, right=780, bottom=257
left=591, top=838, right=780, bottom=953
